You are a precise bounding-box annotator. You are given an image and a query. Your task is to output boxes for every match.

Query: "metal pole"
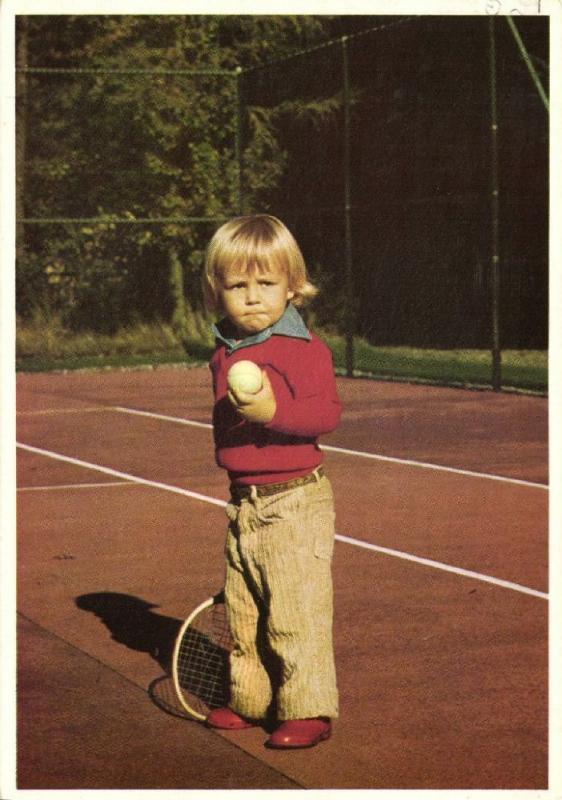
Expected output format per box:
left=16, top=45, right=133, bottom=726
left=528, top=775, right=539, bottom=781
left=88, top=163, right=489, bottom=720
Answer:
left=488, top=18, right=501, bottom=392
left=16, top=17, right=29, bottom=262
left=235, top=66, right=243, bottom=215
left=505, top=16, right=549, bottom=113
left=342, top=36, right=354, bottom=378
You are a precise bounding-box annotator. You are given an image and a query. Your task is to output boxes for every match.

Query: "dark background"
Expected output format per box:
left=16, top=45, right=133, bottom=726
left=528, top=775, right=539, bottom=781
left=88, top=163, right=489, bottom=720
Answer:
left=16, top=15, right=549, bottom=349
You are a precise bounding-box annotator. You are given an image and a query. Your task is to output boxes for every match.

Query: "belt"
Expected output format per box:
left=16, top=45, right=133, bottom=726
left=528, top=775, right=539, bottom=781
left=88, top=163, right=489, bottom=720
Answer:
left=230, top=466, right=324, bottom=502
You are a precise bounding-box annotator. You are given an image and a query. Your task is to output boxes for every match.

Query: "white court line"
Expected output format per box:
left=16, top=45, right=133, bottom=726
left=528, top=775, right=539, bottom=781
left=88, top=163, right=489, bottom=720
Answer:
left=18, top=481, right=135, bottom=492
left=112, top=405, right=548, bottom=491
left=16, top=441, right=548, bottom=601
left=321, top=444, right=548, bottom=491
left=336, top=534, right=548, bottom=601
left=17, top=406, right=108, bottom=416
left=17, top=443, right=226, bottom=508
left=113, top=405, right=211, bottom=430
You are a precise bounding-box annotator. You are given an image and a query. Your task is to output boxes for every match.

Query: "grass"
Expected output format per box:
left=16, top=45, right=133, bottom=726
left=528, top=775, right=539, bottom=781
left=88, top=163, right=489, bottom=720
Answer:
left=15, top=314, right=547, bottom=394
left=324, top=335, right=548, bottom=394
left=15, top=312, right=213, bottom=372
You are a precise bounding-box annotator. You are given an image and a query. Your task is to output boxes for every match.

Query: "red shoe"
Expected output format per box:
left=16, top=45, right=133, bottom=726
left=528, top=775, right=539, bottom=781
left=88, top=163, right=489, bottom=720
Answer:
left=265, top=718, right=332, bottom=749
left=206, top=707, right=257, bottom=730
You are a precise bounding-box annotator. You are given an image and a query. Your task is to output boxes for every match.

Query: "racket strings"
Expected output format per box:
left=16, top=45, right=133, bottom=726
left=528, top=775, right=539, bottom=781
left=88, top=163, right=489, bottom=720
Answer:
left=176, top=602, right=233, bottom=713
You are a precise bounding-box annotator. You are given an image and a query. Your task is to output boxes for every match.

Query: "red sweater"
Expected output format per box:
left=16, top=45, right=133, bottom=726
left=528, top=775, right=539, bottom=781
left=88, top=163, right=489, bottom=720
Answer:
left=210, top=333, right=342, bottom=486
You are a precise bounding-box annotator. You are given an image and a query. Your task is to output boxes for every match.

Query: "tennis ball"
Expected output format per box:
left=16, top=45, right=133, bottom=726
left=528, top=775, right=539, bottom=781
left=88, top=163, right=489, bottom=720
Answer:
left=227, top=360, right=263, bottom=395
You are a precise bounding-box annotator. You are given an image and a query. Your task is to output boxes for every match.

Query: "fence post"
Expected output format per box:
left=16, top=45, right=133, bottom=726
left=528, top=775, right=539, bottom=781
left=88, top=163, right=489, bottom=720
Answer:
left=342, top=36, right=354, bottom=378
left=16, top=17, right=29, bottom=262
left=488, top=17, right=502, bottom=391
left=235, top=66, right=244, bottom=215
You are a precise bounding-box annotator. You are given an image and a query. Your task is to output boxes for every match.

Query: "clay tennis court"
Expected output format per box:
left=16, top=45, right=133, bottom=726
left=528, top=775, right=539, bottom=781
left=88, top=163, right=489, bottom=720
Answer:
left=16, top=365, right=548, bottom=790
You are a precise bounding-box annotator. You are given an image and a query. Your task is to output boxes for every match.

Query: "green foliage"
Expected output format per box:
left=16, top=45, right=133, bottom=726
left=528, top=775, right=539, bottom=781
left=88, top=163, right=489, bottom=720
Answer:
left=324, top=335, right=547, bottom=393
left=15, top=309, right=214, bottom=366
left=15, top=311, right=547, bottom=394
left=18, top=16, right=336, bottom=334
left=19, top=16, right=546, bottom=353
left=18, top=219, right=148, bottom=332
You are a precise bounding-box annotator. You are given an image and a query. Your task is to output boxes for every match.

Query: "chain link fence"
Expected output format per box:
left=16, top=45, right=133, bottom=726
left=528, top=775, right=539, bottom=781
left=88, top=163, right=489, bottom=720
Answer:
left=16, top=15, right=549, bottom=385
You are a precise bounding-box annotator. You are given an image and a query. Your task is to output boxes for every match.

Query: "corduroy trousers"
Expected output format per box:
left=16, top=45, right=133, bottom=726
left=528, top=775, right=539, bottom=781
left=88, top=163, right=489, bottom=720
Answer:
left=223, top=472, right=339, bottom=721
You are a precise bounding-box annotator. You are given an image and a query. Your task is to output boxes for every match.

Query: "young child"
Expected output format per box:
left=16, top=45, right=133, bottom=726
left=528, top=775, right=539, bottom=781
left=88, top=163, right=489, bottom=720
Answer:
left=202, top=214, right=341, bottom=749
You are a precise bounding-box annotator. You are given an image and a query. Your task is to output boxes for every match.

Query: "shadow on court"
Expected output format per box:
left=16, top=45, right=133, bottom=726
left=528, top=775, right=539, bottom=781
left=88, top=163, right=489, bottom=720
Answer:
left=75, top=591, right=232, bottom=722
left=75, top=592, right=181, bottom=673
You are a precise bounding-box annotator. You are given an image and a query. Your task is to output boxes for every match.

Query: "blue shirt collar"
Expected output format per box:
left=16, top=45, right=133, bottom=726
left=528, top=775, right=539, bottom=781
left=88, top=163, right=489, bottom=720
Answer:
left=213, top=303, right=311, bottom=353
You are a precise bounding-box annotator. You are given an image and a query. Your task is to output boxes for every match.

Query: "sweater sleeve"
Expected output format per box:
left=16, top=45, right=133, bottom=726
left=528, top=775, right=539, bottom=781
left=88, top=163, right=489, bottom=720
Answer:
left=264, top=338, right=341, bottom=437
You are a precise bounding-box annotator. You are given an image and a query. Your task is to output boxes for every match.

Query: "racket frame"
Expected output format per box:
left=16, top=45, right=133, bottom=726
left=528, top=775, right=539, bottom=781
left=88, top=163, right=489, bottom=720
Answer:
left=171, top=591, right=227, bottom=721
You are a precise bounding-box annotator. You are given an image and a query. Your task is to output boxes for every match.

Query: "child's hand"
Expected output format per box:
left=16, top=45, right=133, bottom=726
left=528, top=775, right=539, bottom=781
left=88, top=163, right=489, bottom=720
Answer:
left=228, top=370, right=277, bottom=424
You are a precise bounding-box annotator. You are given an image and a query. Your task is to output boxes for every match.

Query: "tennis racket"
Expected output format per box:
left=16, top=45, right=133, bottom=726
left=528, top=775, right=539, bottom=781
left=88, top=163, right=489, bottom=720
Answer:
left=171, top=590, right=233, bottom=721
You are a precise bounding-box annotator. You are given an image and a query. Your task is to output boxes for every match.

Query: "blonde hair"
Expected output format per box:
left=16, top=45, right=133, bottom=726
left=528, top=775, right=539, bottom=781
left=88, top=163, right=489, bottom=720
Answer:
left=203, top=214, right=318, bottom=312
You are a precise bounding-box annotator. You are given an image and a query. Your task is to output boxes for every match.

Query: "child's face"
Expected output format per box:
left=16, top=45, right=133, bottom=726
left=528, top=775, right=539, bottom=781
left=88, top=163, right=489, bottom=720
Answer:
left=217, top=263, right=294, bottom=336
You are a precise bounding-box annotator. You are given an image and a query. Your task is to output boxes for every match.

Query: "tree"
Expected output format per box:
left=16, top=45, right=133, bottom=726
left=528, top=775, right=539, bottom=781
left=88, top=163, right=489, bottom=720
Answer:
left=17, top=15, right=335, bottom=334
